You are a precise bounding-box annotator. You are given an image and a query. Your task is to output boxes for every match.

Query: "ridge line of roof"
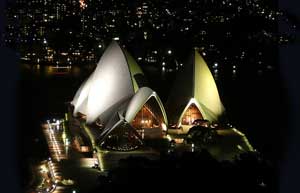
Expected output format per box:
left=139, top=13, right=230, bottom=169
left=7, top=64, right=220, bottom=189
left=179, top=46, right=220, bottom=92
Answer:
left=118, top=42, right=137, bottom=93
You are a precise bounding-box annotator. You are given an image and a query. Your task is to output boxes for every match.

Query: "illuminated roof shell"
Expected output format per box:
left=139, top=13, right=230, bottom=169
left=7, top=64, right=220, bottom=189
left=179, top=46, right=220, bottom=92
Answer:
left=86, top=43, right=134, bottom=123
left=71, top=41, right=146, bottom=124
left=167, top=49, right=225, bottom=125
left=71, top=72, right=94, bottom=116
left=125, top=87, right=168, bottom=125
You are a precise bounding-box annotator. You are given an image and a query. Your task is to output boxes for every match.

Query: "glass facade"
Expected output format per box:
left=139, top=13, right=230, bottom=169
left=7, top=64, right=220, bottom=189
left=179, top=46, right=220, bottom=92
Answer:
left=131, top=97, right=164, bottom=139
left=181, top=104, right=202, bottom=125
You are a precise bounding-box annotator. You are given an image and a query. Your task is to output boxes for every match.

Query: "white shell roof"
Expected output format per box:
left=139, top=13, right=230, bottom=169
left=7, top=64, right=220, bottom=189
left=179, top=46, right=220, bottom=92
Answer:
left=125, top=87, right=168, bottom=125
left=86, top=42, right=135, bottom=123
left=72, top=41, right=144, bottom=124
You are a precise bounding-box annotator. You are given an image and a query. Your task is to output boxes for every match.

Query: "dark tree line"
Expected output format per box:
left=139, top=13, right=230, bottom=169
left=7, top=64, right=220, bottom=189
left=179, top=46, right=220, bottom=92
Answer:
left=88, top=150, right=277, bottom=193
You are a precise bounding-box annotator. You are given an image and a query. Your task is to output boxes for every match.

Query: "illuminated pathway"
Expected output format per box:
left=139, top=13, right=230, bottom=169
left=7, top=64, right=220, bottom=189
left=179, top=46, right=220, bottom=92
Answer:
left=37, top=119, right=101, bottom=193
left=40, top=121, right=70, bottom=193
left=42, top=123, right=68, bottom=161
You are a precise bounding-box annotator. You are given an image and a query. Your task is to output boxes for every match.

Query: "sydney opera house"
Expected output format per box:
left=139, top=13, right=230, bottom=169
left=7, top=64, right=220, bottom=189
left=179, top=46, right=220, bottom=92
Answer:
left=69, top=41, right=226, bottom=150
left=70, top=41, right=168, bottom=150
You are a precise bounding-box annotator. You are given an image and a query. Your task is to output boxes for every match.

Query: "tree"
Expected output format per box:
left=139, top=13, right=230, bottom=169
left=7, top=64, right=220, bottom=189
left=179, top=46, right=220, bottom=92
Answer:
left=186, top=125, right=217, bottom=149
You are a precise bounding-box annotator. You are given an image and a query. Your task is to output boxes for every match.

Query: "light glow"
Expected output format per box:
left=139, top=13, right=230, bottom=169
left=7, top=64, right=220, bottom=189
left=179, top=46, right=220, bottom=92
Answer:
left=162, top=123, right=167, bottom=132
left=79, top=0, right=87, bottom=10
left=87, top=43, right=134, bottom=123
left=194, top=51, right=225, bottom=121
left=166, top=134, right=172, bottom=141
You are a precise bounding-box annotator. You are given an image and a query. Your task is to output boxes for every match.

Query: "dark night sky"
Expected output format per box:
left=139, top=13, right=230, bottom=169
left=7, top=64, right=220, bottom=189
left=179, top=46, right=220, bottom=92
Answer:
left=278, top=0, right=300, bottom=192
left=0, top=0, right=5, bottom=42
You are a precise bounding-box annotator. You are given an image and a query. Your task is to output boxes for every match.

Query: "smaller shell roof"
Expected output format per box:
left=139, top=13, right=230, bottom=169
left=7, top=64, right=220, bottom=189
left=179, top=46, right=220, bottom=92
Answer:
left=125, top=87, right=168, bottom=125
left=166, top=49, right=225, bottom=125
left=97, top=87, right=168, bottom=142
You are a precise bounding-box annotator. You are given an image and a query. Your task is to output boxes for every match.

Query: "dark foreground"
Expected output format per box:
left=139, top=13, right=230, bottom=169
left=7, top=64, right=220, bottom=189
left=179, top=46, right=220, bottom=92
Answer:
left=90, top=151, right=276, bottom=193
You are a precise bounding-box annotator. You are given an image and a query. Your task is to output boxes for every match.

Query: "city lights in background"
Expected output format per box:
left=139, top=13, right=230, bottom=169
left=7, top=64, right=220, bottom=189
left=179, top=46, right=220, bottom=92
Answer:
left=3, top=0, right=296, bottom=76
left=79, top=0, right=87, bottom=10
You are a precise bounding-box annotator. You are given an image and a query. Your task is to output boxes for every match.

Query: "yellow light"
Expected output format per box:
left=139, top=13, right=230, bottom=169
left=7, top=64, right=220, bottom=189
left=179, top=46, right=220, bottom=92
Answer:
left=177, top=122, right=182, bottom=128
left=166, top=134, right=172, bottom=141
left=161, top=123, right=167, bottom=132
left=40, top=165, right=48, bottom=172
left=79, top=0, right=87, bottom=10
left=62, top=132, right=66, bottom=141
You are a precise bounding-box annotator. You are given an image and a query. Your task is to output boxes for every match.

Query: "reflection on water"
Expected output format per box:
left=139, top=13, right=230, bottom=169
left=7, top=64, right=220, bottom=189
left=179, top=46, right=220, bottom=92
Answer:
left=21, top=63, right=94, bottom=78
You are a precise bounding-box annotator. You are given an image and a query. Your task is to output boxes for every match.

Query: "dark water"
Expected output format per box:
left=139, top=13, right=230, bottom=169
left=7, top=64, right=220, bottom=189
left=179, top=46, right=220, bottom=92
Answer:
left=19, top=65, right=90, bottom=187
left=20, top=67, right=89, bottom=146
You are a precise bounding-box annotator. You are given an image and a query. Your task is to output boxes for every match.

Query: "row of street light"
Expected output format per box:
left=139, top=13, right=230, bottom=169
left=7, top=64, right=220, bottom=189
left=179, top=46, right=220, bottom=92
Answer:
left=44, top=120, right=67, bottom=161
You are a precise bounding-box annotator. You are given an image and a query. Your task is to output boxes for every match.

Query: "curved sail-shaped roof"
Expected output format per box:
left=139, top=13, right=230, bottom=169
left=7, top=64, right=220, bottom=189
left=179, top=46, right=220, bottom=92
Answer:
left=125, top=87, right=168, bottom=125
left=86, top=42, right=136, bottom=123
left=71, top=72, right=94, bottom=116
left=194, top=50, right=225, bottom=121
left=167, top=49, right=225, bottom=125
left=123, top=49, right=145, bottom=92
left=97, top=87, right=168, bottom=142
left=71, top=41, right=148, bottom=124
